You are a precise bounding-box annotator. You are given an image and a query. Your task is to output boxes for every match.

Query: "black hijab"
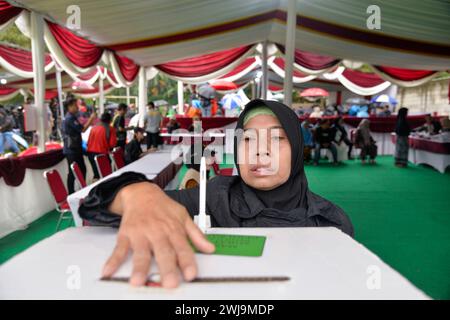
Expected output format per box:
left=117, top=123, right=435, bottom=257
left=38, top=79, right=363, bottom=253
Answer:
left=395, top=107, right=411, bottom=136
left=233, top=99, right=309, bottom=212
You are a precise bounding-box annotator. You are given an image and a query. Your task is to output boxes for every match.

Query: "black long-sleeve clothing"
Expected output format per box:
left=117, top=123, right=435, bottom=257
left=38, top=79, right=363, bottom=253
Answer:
left=314, top=127, right=335, bottom=145
left=332, top=124, right=349, bottom=143
left=124, top=139, right=142, bottom=164
left=78, top=172, right=354, bottom=237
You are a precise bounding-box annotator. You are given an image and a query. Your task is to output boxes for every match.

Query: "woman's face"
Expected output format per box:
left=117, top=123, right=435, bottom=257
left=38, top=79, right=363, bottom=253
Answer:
left=238, top=114, right=292, bottom=191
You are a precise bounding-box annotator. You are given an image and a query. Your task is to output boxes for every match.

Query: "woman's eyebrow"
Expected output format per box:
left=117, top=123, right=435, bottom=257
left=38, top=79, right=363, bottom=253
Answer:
left=243, top=126, right=284, bottom=131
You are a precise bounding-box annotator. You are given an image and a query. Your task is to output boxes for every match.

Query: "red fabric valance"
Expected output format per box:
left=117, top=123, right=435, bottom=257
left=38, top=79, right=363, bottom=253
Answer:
left=294, top=50, right=340, bottom=71
left=47, top=22, right=104, bottom=69
left=156, top=46, right=252, bottom=77
left=0, top=149, right=65, bottom=187
left=374, top=66, right=437, bottom=81
left=77, top=67, right=99, bottom=81
left=272, top=57, right=310, bottom=77
left=72, top=84, right=113, bottom=95
left=219, top=57, right=258, bottom=79
left=113, top=53, right=140, bottom=82
left=0, top=1, right=22, bottom=26
left=0, top=87, right=19, bottom=96
left=341, top=69, right=385, bottom=88
left=277, top=44, right=340, bottom=71
left=0, top=44, right=52, bottom=72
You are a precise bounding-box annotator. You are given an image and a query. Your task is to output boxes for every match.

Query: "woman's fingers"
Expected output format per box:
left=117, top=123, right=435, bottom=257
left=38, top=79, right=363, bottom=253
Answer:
left=130, top=237, right=152, bottom=286
left=152, top=235, right=180, bottom=288
left=168, top=230, right=197, bottom=281
left=102, top=234, right=130, bottom=278
left=185, top=217, right=215, bottom=254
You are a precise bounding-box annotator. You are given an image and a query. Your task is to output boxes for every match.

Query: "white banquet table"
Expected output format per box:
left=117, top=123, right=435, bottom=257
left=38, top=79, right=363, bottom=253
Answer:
left=391, top=134, right=450, bottom=173
left=0, top=227, right=428, bottom=300
left=68, top=147, right=183, bottom=226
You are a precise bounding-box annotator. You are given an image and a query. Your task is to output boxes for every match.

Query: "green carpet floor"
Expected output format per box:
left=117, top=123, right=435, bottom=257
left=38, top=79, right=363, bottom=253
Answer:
left=1, top=155, right=449, bottom=299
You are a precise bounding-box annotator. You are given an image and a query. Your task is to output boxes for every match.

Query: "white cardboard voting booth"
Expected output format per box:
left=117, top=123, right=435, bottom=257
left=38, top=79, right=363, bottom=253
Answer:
left=0, top=227, right=429, bottom=300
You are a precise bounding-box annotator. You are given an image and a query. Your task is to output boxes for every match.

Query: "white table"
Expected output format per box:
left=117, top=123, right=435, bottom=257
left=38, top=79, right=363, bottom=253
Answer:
left=0, top=227, right=428, bottom=300
left=408, top=136, right=450, bottom=173
left=0, top=160, right=68, bottom=238
left=68, top=147, right=182, bottom=226
left=343, top=124, right=395, bottom=156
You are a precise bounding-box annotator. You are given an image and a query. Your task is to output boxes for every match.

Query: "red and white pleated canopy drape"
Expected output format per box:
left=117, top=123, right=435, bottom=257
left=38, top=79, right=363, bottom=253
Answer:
left=155, top=45, right=255, bottom=84
left=0, top=87, right=24, bottom=101
left=0, top=43, right=55, bottom=78
left=0, top=1, right=21, bottom=32
left=1, top=0, right=446, bottom=98
left=12, top=8, right=141, bottom=86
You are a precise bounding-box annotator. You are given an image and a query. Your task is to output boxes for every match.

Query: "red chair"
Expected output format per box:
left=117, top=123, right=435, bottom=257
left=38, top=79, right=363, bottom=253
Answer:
left=111, top=147, right=125, bottom=170
left=70, top=162, right=87, bottom=189
left=211, top=161, right=235, bottom=177
left=218, top=167, right=234, bottom=176
left=43, top=169, right=72, bottom=231
left=95, top=154, right=113, bottom=178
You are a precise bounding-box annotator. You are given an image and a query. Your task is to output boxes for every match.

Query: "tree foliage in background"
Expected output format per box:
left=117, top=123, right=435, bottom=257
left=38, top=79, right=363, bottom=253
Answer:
left=0, top=25, right=31, bottom=49
left=104, top=73, right=188, bottom=107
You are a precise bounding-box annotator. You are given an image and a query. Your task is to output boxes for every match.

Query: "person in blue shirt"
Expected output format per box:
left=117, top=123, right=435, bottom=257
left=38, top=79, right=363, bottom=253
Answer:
left=356, top=105, right=369, bottom=118
left=301, top=118, right=314, bottom=163
left=62, top=98, right=96, bottom=194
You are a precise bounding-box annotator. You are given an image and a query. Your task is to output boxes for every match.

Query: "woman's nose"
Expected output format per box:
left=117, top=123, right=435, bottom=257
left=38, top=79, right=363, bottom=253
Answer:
left=256, top=152, right=270, bottom=157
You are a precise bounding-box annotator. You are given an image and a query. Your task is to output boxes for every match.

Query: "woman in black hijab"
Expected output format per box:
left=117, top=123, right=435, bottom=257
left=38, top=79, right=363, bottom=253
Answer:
left=394, top=107, right=411, bottom=168
left=79, top=99, right=353, bottom=288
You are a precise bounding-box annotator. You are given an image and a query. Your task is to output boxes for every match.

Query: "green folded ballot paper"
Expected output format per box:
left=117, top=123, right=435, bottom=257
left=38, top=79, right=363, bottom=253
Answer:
left=195, top=234, right=267, bottom=257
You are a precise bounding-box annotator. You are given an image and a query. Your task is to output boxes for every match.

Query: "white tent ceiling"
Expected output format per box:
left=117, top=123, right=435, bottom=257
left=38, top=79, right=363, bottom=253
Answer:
left=7, top=0, right=450, bottom=69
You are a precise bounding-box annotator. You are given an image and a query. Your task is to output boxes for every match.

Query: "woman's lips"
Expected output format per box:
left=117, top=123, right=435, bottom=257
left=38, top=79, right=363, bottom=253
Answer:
left=250, top=166, right=274, bottom=176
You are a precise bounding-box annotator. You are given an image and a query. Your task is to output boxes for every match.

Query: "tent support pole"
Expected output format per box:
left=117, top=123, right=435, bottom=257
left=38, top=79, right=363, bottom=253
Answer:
left=283, top=0, right=296, bottom=107
left=138, top=67, right=148, bottom=127
left=30, top=12, right=46, bottom=153
left=261, top=41, right=268, bottom=100
left=251, top=80, right=256, bottom=100
left=98, top=73, right=104, bottom=115
left=177, top=81, right=184, bottom=114
left=126, top=86, right=130, bottom=106
left=55, top=68, right=65, bottom=121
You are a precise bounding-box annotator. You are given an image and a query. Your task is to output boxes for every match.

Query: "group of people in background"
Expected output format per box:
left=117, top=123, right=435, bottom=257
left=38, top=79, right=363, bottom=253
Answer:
left=4, top=91, right=450, bottom=194
left=301, top=111, right=450, bottom=168
left=301, top=117, right=377, bottom=165
left=296, top=103, right=394, bottom=118
left=61, top=98, right=176, bottom=194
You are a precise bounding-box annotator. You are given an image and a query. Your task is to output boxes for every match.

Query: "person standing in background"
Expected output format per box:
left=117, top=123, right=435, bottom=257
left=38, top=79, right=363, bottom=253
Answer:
left=113, top=103, right=128, bottom=149
left=87, top=112, right=117, bottom=180
left=62, top=98, right=96, bottom=194
left=300, top=118, right=314, bottom=163
left=394, top=108, right=411, bottom=168
left=144, top=102, right=163, bottom=151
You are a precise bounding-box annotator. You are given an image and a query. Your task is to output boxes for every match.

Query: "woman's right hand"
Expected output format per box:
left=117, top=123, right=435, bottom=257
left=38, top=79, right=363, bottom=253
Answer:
left=102, top=182, right=215, bottom=288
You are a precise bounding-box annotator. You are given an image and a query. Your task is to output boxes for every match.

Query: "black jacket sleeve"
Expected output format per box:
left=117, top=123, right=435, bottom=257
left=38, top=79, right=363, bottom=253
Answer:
left=78, top=171, right=200, bottom=227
